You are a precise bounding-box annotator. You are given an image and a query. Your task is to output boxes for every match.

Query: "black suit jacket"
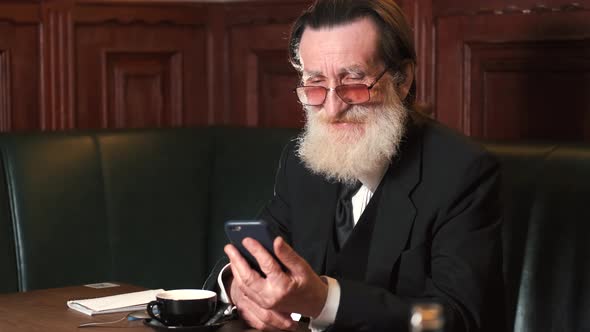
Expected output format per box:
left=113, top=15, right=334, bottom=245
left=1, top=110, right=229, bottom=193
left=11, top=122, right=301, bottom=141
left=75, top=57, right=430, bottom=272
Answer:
left=257, top=113, right=505, bottom=332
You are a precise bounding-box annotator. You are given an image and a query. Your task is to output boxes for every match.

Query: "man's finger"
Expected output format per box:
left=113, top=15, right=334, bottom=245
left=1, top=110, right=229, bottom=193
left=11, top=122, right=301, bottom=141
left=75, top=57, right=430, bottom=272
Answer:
left=273, top=237, right=307, bottom=275
left=236, top=304, right=267, bottom=331
left=226, top=256, right=271, bottom=308
left=226, top=252, right=270, bottom=306
left=224, top=244, right=263, bottom=288
left=224, top=244, right=252, bottom=275
left=243, top=237, right=284, bottom=277
left=242, top=295, right=297, bottom=331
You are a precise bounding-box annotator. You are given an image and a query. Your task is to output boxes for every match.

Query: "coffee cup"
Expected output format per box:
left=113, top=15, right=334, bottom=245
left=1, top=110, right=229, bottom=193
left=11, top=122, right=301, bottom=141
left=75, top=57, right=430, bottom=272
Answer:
left=146, top=289, right=217, bottom=326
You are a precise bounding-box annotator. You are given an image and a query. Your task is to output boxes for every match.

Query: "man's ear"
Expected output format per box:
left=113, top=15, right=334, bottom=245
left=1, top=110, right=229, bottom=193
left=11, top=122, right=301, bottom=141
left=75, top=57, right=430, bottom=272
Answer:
left=397, top=62, right=415, bottom=101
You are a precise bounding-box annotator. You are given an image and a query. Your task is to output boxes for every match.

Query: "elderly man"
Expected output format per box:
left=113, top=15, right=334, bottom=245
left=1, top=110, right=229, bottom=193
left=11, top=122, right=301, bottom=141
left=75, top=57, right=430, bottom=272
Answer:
left=216, top=1, right=505, bottom=331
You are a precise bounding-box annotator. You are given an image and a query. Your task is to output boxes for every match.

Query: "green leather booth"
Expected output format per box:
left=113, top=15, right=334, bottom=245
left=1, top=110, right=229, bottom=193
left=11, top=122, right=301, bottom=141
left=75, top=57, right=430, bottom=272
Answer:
left=0, top=127, right=298, bottom=293
left=0, top=128, right=589, bottom=332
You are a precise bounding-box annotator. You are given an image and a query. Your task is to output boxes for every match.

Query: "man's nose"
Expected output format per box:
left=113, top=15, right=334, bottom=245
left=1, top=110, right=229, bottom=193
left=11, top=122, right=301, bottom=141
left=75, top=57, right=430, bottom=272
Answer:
left=323, top=89, right=348, bottom=117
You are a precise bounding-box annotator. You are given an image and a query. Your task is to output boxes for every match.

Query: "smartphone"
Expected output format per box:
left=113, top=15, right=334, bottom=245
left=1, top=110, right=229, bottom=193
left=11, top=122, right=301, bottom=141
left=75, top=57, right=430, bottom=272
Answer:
left=224, top=219, right=285, bottom=276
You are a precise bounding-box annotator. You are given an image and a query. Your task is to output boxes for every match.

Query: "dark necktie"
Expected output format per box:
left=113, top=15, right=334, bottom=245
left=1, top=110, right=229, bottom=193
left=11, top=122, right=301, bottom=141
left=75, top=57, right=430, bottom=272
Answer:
left=334, top=181, right=362, bottom=250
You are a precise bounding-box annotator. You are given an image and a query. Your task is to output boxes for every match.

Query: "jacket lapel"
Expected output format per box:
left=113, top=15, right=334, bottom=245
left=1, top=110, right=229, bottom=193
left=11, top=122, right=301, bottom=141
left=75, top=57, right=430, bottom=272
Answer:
left=296, top=176, right=339, bottom=273
left=365, top=118, right=423, bottom=287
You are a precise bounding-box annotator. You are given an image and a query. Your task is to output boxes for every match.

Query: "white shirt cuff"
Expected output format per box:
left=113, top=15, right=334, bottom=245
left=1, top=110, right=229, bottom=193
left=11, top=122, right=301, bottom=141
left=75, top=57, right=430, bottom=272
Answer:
left=309, top=276, right=340, bottom=331
left=217, top=263, right=233, bottom=304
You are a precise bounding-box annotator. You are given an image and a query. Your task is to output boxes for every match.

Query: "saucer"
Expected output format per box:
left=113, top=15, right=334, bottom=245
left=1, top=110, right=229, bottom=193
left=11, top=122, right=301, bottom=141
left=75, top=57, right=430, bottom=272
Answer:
left=143, top=318, right=222, bottom=331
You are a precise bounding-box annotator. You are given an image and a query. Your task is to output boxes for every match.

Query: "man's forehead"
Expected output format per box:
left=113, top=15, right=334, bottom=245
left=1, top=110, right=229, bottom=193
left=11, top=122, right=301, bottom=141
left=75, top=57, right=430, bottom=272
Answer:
left=302, top=66, right=367, bottom=78
left=298, top=17, right=380, bottom=75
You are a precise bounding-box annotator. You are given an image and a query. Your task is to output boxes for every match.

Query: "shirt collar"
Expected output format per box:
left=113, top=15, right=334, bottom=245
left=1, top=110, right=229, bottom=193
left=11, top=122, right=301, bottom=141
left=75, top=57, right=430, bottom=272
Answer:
left=357, top=160, right=389, bottom=193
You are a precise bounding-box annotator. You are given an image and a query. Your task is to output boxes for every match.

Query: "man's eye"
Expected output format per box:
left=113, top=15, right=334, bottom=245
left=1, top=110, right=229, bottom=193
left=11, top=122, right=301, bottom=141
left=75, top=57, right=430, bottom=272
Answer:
left=346, top=75, right=364, bottom=81
left=343, top=78, right=362, bottom=84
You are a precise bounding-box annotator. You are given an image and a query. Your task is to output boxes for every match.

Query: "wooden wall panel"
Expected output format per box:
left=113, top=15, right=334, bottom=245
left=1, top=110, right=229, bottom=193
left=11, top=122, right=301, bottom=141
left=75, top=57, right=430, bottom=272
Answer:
left=257, top=51, right=305, bottom=128
left=432, top=0, right=588, bottom=16
left=41, top=3, right=75, bottom=131
left=397, top=0, right=435, bottom=115
left=436, top=8, right=590, bottom=140
left=0, top=5, right=40, bottom=131
left=74, top=17, right=208, bottom=129
left=225, top=2, right=309, bottom=127
left=229, top=25, right=301, bottom=127
left=1, top=0, right=589, bottom=141
left=466, top=40, right=590, bottom=140
left=107, top=52, right=183, bottom=128
left=0, top=50, right=9, bottom=129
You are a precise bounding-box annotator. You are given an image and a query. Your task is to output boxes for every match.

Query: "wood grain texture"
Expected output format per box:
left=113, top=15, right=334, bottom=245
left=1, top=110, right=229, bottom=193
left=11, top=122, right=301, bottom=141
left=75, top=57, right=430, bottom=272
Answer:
left=106, top=52, right=183, bottom=128
left=433, top=0, right=589, bottom=17
left=0, top=284, right=147, bottom=332
left=0, top=0, right=589, bottom=139
left=436, top=9, right=590, bottom=139
left=229, top=23, right=302, bottom=127
left=0, top=50, right=10, bottom=131
left=0, top=7, right=40, bottom=131
left=75, top=18, right=207, bottom=129
left=398, top=0, right=436, bottom=116
left=224, top=1, right=309, bottom=127
left=0, top=2, right=40, bottom=24
left=0, top=284, right=307, bottom=332
left=41, top=3, right=75, bottom=130
left=466, top=40, right=590, bottom=140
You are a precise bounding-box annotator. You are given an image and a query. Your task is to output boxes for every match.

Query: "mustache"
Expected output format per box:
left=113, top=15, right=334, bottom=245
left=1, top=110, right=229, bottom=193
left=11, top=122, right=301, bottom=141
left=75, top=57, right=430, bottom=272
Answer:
left=306, top=105, right=371, bottom=124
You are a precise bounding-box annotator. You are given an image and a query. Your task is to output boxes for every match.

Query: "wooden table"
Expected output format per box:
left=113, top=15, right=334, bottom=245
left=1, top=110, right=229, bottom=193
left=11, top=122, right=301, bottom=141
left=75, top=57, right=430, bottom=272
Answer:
left=0, top=283, right=308, bottom=332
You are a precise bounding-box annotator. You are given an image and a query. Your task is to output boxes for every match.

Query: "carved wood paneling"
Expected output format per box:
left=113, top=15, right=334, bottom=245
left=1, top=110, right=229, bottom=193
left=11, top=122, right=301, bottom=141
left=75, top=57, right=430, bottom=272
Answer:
left=0, top=3, right=40, bottom=24
left=73, top=3, right=209, bottom=25
left=75, top=18, right=207, bottom=129
left=255, top=50, right=304, bottom=128
left=0, top=51, right=10, bottom=131
left=398, top=0, right=435, bottom=115
left=102, top=52, right=183, bottom=128
left=229, top=21, right=303, bottom=127
left=433, top=0, right=589, bottom=17
left=1, top=0, right=589, bottom=138
left=230, top=26, right=301, bottom=127
left=436, top=9, right=590, bottom=139
left=204, top=5, right=227, bottom=125
left=106, top=52, right=182, bottom=128
left=41, top=4, right=75, bottom=130
left=466, top=40, right=590, bottom=140
left=223, top=1, right=311, bottom=27
left=0, top=13, right=40, bottom=131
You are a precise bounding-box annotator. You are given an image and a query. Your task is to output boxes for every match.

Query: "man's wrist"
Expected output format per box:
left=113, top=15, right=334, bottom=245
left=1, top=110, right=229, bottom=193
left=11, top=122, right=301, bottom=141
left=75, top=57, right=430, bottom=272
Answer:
left=309, top=276, right=340, bottom=330
left=310, top=276, right=329, bottom=318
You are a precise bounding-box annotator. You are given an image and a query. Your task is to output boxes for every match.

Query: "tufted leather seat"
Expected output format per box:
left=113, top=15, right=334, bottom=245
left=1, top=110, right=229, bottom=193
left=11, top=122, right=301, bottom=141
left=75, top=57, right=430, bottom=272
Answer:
left=486, top=143, right=590, bottom=332
left=0, top=133, right=111, bottom=292
left=0, top=128, right=297, bottom=292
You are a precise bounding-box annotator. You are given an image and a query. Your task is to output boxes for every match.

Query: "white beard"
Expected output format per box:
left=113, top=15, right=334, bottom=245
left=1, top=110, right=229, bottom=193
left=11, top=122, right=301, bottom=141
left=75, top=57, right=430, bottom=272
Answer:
left=296, top=87, right=408, bottom=186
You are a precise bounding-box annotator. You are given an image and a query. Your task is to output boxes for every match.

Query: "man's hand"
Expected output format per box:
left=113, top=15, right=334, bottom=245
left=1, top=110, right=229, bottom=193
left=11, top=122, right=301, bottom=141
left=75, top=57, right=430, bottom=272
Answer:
left=227, top=275, right=297, bottom=331
left=224, top=237, right=328, bottom=324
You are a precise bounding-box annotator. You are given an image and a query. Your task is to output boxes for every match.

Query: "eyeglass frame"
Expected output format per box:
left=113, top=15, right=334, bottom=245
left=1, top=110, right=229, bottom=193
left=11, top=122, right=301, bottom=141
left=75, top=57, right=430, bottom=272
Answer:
left=293, top=67, right=390, bottom=106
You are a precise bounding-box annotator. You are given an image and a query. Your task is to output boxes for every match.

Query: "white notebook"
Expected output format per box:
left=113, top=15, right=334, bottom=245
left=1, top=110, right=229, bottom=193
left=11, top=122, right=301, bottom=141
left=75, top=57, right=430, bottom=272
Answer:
left=67, top=289, right=164, bottom=316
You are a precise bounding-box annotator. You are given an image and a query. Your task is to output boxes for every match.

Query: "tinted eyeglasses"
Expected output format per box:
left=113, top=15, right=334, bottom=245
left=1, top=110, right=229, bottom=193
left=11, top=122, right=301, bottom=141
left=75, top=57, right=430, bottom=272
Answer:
left=294, top=68, right=389, bottom=106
